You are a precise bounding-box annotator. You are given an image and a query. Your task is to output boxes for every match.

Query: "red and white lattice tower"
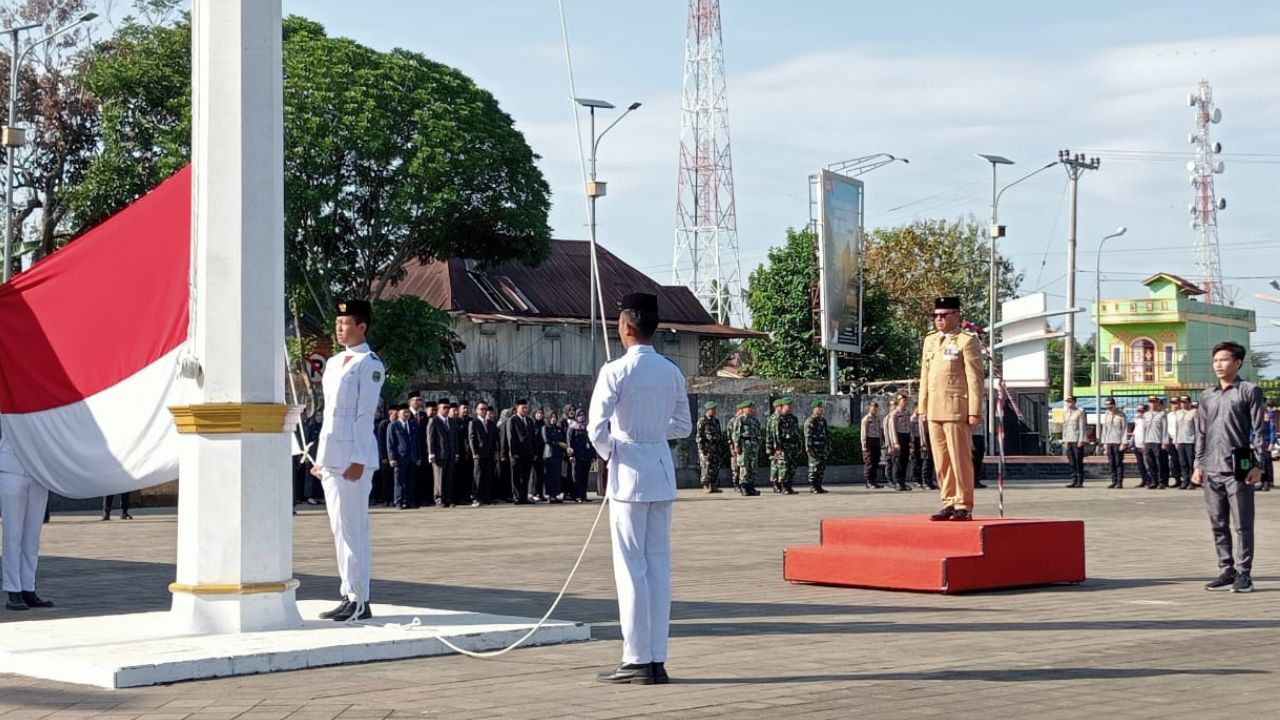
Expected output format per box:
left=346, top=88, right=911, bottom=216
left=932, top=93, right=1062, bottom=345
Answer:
left=1187, top=80, right=1229, bottom=305
left=673, top=0, right=743, bottom=326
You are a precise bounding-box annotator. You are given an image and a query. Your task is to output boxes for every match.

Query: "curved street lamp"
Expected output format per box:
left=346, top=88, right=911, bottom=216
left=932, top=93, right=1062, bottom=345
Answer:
left=1094, top=226, right=1128, bottom=427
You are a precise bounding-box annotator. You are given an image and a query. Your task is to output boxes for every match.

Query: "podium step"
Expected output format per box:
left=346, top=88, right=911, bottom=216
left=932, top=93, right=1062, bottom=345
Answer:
left=784, top=515, right=1086, bottom=593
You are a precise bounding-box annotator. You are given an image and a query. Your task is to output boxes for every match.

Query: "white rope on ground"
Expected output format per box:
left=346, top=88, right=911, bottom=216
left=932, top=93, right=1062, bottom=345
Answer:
left=338, top=0, right=616, bottom=659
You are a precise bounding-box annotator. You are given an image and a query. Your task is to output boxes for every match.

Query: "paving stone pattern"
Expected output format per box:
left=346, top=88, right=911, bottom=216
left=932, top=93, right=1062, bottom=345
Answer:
left=2, top=482, right=1277, bottom=718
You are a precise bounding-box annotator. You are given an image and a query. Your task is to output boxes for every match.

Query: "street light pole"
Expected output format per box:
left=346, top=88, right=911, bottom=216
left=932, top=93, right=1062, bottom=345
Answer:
left=1059, top=149, right=1101, bottom=400
left=976, top=154, right=1013, bottom=436
left=575, top=97, right=639, bottom=372
left=1094, top=226, right=1128, bottom=427
left=2, top=12, right=97, bottom=283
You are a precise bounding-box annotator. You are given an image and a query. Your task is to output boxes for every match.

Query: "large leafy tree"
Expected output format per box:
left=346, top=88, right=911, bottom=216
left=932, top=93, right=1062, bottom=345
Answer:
left=742, top=219, right=1022, bottom=384
left=741, top=227, right=826, bottom=379
left=68, top=14, right=551, bottom=322
left=0, top=0, right=100, bottom=266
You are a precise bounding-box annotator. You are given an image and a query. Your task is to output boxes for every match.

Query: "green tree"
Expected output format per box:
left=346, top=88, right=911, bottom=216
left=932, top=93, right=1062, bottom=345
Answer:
left=369, top=296, right=454, bottom=400
left=741, top=227, right=825, bottom=379
left=1047, top=332, right=1097, bottom=402
left=69, top=15, right=551, bottom=323
left=0, top=0, right=100, bottom=265
left=863, top=217, right=1022, bottom=337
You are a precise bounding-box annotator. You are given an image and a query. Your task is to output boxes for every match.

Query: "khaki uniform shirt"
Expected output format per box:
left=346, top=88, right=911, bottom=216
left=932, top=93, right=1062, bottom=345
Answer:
left=917, top=330, right=984, bottom=422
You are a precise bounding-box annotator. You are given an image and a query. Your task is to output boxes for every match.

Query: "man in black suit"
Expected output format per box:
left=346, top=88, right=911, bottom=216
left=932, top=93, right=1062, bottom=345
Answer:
left=508, top=399, right=536, bottom=503
left=408, top=395, right=432, bottom=507
left=428, top=398, right=456, bottom=507
left=374, top=404, right=396, bottom=506
left=469, top=403, right=500, bottom=506
left=387, top=406, right=419, bottom=508
left=454, top=402, right=475, bottom=506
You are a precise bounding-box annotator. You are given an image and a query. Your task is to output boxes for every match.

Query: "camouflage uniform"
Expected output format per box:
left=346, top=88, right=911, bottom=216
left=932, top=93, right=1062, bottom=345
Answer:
left=696, top=410, right=724, bottom=492
left=731, top=410, right=763, bottom=495
left=804, top=410, right=829, bottom=493
left=724, top=412, right=743, bottom=490
left=766, top=400, right=803, bottom=494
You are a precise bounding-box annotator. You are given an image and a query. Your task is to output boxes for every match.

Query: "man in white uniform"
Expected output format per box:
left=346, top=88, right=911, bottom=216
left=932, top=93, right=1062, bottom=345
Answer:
left=589, top=293, right=692, bottom=685
left=0, top=432, right=54, bottom=611
left=313, top=299, right=384, bottom=622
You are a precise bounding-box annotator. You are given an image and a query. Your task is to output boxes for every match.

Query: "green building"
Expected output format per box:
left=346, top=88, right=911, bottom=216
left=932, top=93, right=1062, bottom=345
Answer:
left=1075, top=272, right=1256, bottom=402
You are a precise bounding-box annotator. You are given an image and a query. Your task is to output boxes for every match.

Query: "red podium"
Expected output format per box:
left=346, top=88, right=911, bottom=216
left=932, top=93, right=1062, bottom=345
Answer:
left=783, top=515, right=1086, bottom=594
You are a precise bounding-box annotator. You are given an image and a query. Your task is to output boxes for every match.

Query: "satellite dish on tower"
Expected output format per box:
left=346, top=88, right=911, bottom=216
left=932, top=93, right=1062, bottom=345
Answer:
left=1218, top=197, right=1227, bottom=210
left=1211, top=107, right=1222, bottom=123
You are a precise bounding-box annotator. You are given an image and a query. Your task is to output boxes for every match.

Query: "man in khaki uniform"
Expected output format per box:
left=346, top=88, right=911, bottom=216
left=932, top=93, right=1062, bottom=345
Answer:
left=918, top=296, right=985, bottom=521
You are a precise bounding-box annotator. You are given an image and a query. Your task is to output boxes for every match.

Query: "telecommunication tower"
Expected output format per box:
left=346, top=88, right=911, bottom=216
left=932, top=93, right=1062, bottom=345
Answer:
left=673, top=0, right=743, bottom=326
left=1186, top=80, right=1228, bottom=305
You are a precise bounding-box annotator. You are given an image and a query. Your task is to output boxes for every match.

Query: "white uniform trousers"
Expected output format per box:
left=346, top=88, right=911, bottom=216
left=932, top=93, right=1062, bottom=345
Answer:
left=609, top=498, right=673, bottom=664
left=321, top=466, right=373, bottom=602
left=0, top=471, right=48, bottom=593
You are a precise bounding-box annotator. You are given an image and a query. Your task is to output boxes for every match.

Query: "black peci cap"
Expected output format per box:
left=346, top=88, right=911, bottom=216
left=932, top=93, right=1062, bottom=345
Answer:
left=620, top=292, right=659, bottom=314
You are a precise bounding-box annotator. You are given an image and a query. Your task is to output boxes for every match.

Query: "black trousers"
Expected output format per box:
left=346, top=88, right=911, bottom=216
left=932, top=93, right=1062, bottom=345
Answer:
left=1065, top=442, right=1085, bottom=483
left=432, top=458, right=454, bottom=506
left=1133, top=445, right=1151, bottom=486
left=893, top=433, right=911, bottom=484
left=909, top=435, right=925, bottom=484
left=1105, top=444, right=1125, bottom=485
left=972, top=434, right=987, bottom=481
left=473, top=456, right=494, bottom=504
left=1167, top=444, right=1184, bottom=486
left=532, top=458, right=547, bottom=498
left=412, top=462, right=429, bottom=506
left=454, top=455, right=474, bottom=505
left=512, top=455, right=534, bottom=501
left=497, top=458, right=513, bottom=501
left=372, top=464, right=394, bottom=504
left=862, top=437, right=882, bottom=485
left=1144, top=443, right=1168, bottom=487
left=572, top=458, right=592, bottom=500
left=393, top=464, right=414, bottom=507
left=1178, top=444, right=1196, bottom=487
left=102, top=493, right=131, bottom=516
left=1204, top=473, right=1254, bottom=574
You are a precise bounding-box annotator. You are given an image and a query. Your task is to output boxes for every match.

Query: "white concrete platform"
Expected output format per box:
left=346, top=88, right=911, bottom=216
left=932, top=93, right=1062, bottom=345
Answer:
left=0, top=600, right=591, bottom=689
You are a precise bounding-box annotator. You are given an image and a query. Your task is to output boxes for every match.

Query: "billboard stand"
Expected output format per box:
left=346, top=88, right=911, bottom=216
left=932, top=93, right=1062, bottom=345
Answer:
left=812, top=169, right=865, bottom=390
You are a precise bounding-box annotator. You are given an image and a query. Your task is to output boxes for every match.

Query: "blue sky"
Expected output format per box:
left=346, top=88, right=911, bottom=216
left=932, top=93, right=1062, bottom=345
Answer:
left=280, top=0, right=1280, bottom=361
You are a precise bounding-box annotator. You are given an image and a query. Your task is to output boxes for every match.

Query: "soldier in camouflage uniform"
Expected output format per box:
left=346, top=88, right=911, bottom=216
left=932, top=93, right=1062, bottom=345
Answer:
left=766, top=397, right=802, bottom=495
left=729, top=400, right=762, bottom=496
left=696, top=401, right=724, bottom=493
left=725, top=403, right=744, bottom=492
left=803, top=399, right=830, bottom=494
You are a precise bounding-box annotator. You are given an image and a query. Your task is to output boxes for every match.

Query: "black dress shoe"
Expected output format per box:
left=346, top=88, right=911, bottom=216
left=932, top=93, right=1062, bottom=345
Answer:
left=651, top=662, right=670, bottom=684
left=930, top=506, right=955, bottom=521
left=121, top=512, right=133, bottom=520
left=318, top=599, right=351, bottom=620
left=100, top=514, right=111, bottom=521
left=973, top=481, right=988, bottom=489
left=950, top=509, right=973, bottom=521
left=5, top=592, right=27, bottom=610
left=332, top=600, right=372, bottom=622
left=814, top=487, right=828, bottom=494
left=20, top=591, right=52, bottom=608
left=596, top=663, right=655, bottom=685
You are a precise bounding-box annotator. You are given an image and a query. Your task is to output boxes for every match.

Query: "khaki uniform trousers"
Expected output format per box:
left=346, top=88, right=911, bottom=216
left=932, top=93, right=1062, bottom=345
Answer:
left=927, top=420, right=975, bottom=511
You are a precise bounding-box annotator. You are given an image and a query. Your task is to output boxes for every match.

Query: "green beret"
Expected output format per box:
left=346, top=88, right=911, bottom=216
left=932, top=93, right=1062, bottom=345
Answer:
left=773, top=396, right=792, bottom=408
left=703, top=401, right=718, bottom=410
left=810, top=399, right=823, bottom=409
left=735, top=400, right=753, bottom=410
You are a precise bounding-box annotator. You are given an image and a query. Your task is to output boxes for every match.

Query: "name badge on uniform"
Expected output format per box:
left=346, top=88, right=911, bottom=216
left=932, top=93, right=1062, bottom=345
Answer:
left=943, top=342, right=959, bottom=361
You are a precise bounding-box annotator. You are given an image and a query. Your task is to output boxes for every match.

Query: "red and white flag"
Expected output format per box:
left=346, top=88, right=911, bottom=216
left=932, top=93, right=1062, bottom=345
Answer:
left=0, top=168, right=191, bottom=498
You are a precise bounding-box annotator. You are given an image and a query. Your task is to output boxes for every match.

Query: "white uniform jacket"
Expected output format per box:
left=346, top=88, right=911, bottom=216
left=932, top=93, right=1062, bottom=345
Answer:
left=588, top=345, right=693, bottom=502
left=317, top=342, right=384, bottom=470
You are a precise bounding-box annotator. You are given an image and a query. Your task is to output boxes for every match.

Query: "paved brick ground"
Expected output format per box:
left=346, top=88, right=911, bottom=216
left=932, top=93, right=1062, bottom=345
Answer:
left=2, top=481, right=1277, bottom=719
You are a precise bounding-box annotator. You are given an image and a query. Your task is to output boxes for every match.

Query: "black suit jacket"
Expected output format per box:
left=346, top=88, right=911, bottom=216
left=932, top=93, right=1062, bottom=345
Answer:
left=508, top=414, right=535, bottom=459
left=427, top=415, right=455, bottom=462
left=470, top=418, right=499, bottom=458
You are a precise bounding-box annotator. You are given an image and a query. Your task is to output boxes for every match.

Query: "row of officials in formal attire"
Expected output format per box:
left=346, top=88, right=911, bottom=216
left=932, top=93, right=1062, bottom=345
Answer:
left=295, top=393, right=602, bottom=509
left=1059, top=394, right=1277, bottom=491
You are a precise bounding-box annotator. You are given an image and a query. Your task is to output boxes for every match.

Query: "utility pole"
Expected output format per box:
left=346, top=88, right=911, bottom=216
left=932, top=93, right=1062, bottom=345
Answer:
left=1058, top=149, right=1100, bottom=401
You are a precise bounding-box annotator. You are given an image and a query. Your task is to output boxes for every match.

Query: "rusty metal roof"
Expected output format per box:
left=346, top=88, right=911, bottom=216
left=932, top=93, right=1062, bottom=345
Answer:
left=384, top=240, right=753, bottom=333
